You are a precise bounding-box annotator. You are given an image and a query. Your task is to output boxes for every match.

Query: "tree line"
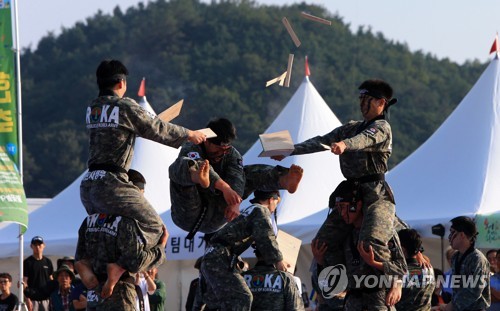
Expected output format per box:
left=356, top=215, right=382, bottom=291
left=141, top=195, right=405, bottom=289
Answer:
left=19, top=0, right=487, bottom=197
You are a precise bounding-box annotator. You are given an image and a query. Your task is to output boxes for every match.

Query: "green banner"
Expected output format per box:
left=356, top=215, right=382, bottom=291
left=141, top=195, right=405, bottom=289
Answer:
left=476, top=214, right=499, bottom=249
left=0, top=0, right=19, bottom=168
left=0, top=0, right=27, bottom=232
left=0, top=147, right=27, bottom=233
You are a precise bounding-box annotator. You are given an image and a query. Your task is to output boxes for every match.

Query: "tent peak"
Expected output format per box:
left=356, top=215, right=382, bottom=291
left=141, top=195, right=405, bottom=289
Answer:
left=138, top=77, right=146, bottom=97
left=305, top=56, right=311, bottom=77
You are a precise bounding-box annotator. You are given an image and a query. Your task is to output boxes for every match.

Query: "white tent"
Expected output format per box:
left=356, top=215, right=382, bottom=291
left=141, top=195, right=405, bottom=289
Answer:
left=386, top=56, right=500, bottom=248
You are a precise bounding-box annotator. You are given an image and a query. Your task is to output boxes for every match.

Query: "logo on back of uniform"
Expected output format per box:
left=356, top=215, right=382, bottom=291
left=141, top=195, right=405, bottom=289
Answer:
left=86, top=214, right=122, bottom=237
left=86, top=104, right=120, bottom=128
left=318, top=264, right=348, bottom=299
left=244, top=273, right=283, bottom=293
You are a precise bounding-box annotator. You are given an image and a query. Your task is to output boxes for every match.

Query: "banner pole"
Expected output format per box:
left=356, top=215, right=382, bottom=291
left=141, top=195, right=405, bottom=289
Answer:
left=12, top=1, right=28, bottom=310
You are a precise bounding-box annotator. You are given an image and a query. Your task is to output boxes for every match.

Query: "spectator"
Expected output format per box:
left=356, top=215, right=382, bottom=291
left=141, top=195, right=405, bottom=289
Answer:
left=135, top=272, right=155, bottom=311
left=23, top=236, right=54, bottom=311
left=185, top=257, right=204, bottom=311
left=55, top=257, right=87, bottom=311
left=0, top=272, right=19, bottom=311
left=49, top=265, right=76, bottom=311
left=146, top=267, right=166, bottom=311
left=431, top=216, right=490, bottom=311
left=487, top=249, right=498, bottom=275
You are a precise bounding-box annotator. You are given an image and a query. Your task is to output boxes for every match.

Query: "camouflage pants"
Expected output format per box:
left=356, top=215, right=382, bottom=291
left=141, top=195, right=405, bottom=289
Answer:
left=87, top=280, right=137, bottom=311
left=344, top=289, right=393, bottom=311
left=169, top=159, right=288, bottom=233
left=80, top=170, right=163, bottom=249
left=201, top=245, right=252, bottom=311
left=315, top=181, right=395, bottom=267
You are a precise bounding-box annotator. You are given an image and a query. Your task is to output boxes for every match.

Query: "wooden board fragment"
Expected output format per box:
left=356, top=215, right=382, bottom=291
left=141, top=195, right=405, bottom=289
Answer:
left=282, top=17, right=301, bottom=47
left=158, top=99, right=183, bottom=122
left=301, top=12, right=332, bottom=25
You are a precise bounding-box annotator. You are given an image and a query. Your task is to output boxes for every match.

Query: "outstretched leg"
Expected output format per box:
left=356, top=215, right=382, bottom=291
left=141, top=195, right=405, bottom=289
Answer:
left=243, top=164, right=304, bottom=199
left=279, top=164, right=303, bottom=193
left=190, top=159, right=210, bottom=188
left=75, top=259, right=99, bottom=290
left=101, top=263, right=126, bottom=299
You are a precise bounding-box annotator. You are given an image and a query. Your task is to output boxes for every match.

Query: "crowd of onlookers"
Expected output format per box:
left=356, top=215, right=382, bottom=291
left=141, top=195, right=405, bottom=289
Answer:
left=0, top=236, right=498, bottom=310
left=0, top=236, right=166, bottom=311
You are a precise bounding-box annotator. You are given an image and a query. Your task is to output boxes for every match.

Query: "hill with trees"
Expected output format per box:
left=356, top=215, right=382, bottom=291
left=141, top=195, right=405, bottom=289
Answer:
left=19, top=0, right=487, bottom=197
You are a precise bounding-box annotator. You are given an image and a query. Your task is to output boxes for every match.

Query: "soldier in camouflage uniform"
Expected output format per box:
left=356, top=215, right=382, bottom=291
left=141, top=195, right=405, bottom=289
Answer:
left=75, top=213, right=167, bottom=311
left=431, top=216, right=490, bottom=311
left=395, top=229, right=435, bottom=311
left=80, top=59, right=206, bottom=248
left=200, top=190, right=287, bottom=310
left=276, top=79, right=398, bottom=276
left=242, top=248, right=305, bottom=311
left=169, top=117, right=303, bottom=236
left=316, top=181, right=407, bottom=311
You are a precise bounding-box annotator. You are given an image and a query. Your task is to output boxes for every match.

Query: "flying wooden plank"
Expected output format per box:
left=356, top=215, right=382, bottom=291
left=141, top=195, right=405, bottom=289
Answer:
left=301, top=12, right=332, bottom=25
left=282, top=17, right=301, bottom=47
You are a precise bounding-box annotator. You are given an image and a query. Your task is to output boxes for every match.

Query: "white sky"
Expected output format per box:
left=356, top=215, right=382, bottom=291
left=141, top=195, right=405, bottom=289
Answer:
left=16, top=0, right=499, bottom=64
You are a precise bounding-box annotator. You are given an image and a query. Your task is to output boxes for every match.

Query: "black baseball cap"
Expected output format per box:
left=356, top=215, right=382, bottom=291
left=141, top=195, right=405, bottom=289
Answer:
left=31, top=236, right=44, bottom=245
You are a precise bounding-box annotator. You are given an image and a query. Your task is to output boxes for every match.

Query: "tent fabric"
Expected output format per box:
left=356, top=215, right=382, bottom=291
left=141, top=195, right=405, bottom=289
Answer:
left=386, top=58, right=500, bottom=245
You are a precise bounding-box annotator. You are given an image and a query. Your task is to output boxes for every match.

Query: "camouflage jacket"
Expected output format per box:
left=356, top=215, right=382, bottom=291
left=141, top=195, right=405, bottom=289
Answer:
left=85, top=92, right=188, bottom=170
left=75, top=213, right=165, bottom=280
left=292, top=117, right=392, bottom=179
left=396, top=258, right=435, bottom=311
left=174, top=141, right=245, bottom=196
left=243, top=263, right=305, bottom=311
left=210, top=203, right=282, bottom=264
left=450, top=248, right=491, bottom=311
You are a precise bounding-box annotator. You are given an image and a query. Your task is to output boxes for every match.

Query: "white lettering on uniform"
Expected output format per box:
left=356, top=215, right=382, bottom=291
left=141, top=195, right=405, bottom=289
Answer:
left=264, top=274, right=274, bottom=288
left=100, top=105, right=109, bottom=122
left=272, top=275, right=282, bottom=289
left=244, top=275, right=252, bottom=287
left=87, top=214, right=99, bottom=228
left=108, top=106, right=119, bottom=124
left=86, top=107, right=91, bottom=124
left=108, top=216, right=122, bottom=232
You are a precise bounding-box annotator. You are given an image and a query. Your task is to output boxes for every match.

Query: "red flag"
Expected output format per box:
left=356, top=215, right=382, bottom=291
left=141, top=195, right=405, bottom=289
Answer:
left=305, top=56, right=311, bottom=76
left=138, top=78, right=146, bottom=97
left=489, top=34, right=499, bottom=54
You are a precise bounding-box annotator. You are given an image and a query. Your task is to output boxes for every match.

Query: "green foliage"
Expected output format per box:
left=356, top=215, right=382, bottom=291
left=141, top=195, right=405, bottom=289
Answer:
left=19, top=0, right=486, bottom=197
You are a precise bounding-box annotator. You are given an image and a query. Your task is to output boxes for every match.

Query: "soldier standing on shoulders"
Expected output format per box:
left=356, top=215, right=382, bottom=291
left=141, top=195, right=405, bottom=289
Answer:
left=274, top=79, right=398, bottom=300
left=78, top=59, right=206, bottom=297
